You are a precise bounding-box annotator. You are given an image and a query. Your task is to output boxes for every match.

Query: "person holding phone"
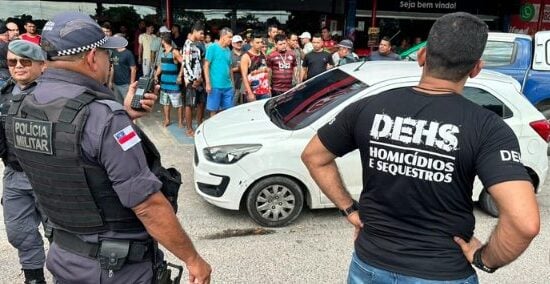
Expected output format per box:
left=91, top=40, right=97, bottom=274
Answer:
left=5, top=12, right=212, bottom=284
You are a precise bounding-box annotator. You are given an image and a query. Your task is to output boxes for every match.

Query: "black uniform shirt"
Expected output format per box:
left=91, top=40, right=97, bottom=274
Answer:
left=318, top=87, right=531, bottom=280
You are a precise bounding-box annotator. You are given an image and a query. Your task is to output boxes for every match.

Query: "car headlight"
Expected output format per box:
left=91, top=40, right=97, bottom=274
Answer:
left=203, top=144, right=262, bottom=164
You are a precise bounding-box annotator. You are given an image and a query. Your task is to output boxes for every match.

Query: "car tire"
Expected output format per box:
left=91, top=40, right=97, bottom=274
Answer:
left=246, top=176, right=304, bottom=227
left=478, top=189, right=499, bottom=217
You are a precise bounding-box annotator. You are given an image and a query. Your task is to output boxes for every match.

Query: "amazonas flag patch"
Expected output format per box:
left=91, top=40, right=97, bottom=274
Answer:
left=113, top=125, right=141, bottom=151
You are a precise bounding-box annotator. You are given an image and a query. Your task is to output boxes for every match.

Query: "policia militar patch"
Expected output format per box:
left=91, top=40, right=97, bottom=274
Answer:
left=13, top=118, right=54, bottom=155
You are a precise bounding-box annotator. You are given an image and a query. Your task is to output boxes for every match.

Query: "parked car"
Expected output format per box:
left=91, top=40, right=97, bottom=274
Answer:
left=193, top=61, right=549, bottom=227
left=401, top=32, right=550, bottom=119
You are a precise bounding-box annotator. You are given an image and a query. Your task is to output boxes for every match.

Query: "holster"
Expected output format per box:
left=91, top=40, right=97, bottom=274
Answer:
left=158, top=167, right=182, bottom=213
left=152, top=242, right=183, bottom=284
left=154, top=261, right=171, bottom=284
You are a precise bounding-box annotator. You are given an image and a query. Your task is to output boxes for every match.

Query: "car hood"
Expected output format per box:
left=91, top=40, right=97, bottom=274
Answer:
left=201, top=100, right=292, bottom=146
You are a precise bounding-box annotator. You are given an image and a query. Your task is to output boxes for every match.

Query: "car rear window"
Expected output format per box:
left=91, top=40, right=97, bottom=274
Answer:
left=463, top=87, right=513, bottom=118
left=266, top=69, right=368, bottom=130
left=481, top=41, right=516, bottom=67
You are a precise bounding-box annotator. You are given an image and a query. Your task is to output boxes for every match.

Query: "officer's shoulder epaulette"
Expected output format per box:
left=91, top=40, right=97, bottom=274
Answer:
left=95, top=99, right=125, bottom=112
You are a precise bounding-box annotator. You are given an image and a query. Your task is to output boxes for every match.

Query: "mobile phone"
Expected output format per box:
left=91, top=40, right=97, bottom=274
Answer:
left=131, top=76, right=153, bottom=111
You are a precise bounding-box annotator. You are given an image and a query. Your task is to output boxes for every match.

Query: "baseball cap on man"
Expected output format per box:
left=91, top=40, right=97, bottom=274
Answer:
left=8, top=40, right=46, bottom=61
left=232, top=35, right=243, bottom=43
left=338, top=39, right=354, bottom=50
left=159, top=26, right=170, bottom=33
left=40, top=11, right=127, bottom=58
left=299, top=32, right=311, bottom=39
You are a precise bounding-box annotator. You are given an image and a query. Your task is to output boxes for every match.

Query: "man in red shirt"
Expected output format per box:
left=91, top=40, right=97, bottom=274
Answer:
left=20, top=20, right=41, bottom=45
left=321, top=26, right=337, bottom=53
left=267, top=34, right=296, bottom=97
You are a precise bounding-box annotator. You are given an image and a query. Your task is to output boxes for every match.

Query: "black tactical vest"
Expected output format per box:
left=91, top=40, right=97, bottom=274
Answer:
left=5, top=91, right=147, bottom=234
left=0, top=79, right=36, bottom=171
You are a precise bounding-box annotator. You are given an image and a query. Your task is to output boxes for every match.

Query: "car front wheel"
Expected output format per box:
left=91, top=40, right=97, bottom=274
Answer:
left=246, top=176, right=304, bottom=227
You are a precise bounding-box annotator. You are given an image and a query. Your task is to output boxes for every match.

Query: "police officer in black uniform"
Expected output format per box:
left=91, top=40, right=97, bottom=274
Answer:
left=5, top=12, right=211, bottom=284
left=1, top=40, right=47, bottom=284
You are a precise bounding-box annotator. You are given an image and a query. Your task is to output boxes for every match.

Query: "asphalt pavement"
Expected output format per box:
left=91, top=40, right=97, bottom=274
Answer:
left=0, top=108, right=549, bottom=283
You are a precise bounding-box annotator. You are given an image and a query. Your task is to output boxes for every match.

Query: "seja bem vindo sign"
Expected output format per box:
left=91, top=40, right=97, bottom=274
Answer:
left=398, top=0, right=457, bottom=11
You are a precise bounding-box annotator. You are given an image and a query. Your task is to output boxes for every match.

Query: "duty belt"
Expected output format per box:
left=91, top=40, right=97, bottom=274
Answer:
left=53, top=229, right=154, bottom=264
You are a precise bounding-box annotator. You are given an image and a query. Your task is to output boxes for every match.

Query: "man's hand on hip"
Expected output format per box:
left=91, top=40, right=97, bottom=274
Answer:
left=454, top=235, right=482, bottom=263
left=347, top=212, right=363, bottom=241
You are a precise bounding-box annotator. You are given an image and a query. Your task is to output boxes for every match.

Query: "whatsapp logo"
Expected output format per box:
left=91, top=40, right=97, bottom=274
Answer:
left=520, top=3, right=536, bottom=21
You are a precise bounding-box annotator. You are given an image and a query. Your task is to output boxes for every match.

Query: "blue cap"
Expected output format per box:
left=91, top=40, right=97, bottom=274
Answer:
left=8, top=40, right=46, bottom=61
left=41, top=11, right=127, bottom=58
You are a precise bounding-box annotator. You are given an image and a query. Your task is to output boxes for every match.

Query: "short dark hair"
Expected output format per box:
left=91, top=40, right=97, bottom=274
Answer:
left=173, top=24, right=181, bottom=31
left=191, top=22, right=204, bottom=32
left=425, top=12, right=488, bottom=82
left=25, top=20, right=35, bottom=25
left=253, top=33, right=264, bottom=40
left=268, top=25, right=278, bottom=33
left=380, top=36, right=391, bottom=43
left=274, top=34, right=287, bottom=43
left=321, top=26, right=329, bottom=32
left=312, top=33, right=322, bottom=39
left=101, top=22, right=112, bottom=30
left=161, top=34, right=172, bottom=44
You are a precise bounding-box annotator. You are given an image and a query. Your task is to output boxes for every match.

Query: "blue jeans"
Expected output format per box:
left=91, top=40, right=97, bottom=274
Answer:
left=348, top=252, right=478, bottom=284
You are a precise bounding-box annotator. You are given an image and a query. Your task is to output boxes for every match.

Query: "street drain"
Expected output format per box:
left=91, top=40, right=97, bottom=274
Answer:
left=202, top=228, right=276, bottom=239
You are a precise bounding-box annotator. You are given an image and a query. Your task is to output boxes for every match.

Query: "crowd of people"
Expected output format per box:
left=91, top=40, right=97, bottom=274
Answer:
left=126, top=21, right=381, bottom=137
left=1, top=16, right=406, bottom=138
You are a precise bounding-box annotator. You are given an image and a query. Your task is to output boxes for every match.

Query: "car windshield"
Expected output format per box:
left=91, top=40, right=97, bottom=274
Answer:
left=265, top=69, right=368, bottom=130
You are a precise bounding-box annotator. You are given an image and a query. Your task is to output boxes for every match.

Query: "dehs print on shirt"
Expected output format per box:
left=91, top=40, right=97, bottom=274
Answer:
left=368, top=113, right=459, bottom=184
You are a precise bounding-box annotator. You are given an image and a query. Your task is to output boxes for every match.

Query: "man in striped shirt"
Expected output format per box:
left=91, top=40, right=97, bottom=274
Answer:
left=267, top=34, right=296, bottom=97
left=154, top=35, right=183, bottom=127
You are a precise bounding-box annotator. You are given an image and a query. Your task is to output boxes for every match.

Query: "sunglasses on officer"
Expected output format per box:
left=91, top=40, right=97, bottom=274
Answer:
left=7, top=58, right=34, bottom=67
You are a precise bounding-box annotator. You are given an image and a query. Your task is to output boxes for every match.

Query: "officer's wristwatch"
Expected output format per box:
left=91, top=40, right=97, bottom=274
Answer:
left=472, top=246, right=498, bottom=273
left=340, top=200, right=359, bottom=216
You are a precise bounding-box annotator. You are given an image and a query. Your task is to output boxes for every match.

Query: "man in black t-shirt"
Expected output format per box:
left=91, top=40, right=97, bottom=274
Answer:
left=302, top=12, right=540, bottom=283
left=110, top=34, right=137, bottom=103
left=171, top=24, right=186, bottom=50
left=301, top=33, right=333, bottom=81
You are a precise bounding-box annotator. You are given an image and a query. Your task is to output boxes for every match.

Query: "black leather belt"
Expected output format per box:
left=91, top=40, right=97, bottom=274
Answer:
left=53, top=229, right=153, bottom=263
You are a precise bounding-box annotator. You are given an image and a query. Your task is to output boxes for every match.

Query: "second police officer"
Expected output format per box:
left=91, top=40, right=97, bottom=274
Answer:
left=0, top=40, right=48, bottom=284
left=5, top=12, right=212, bottom=284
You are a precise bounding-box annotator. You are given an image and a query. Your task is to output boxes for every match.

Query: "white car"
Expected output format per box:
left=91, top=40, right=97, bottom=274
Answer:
left=193, top=61, right=549, bottom=227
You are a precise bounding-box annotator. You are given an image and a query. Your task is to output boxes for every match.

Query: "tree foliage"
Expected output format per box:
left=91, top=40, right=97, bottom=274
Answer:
left=102, top=6, right=141, bottom=32
left=173, top=9, right=207, bottom=32
left=286, top=12, right=320, bottom=34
